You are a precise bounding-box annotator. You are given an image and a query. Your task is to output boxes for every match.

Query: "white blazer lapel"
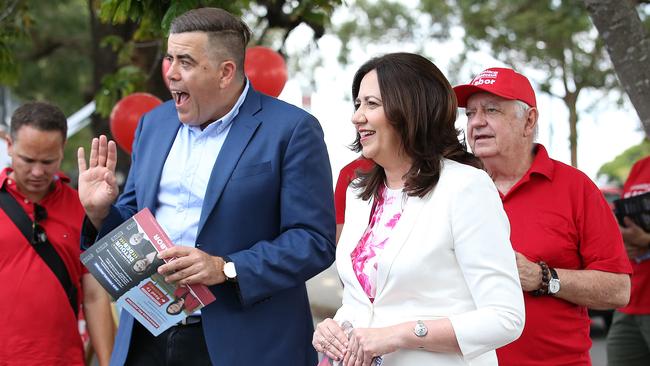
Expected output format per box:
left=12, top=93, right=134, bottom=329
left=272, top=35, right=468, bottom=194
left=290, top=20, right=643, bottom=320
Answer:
left=374, top=194, right=427, bottom=300
left=337, top=187, right=374, bottom=304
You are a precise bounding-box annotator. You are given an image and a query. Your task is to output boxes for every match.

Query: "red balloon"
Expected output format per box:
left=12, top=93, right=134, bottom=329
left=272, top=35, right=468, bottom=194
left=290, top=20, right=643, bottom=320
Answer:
left=161, top=57, right=171, bottom=89
left=109, top=93, right=162, bottom=153
left=244, top=46, right=288, bottom=97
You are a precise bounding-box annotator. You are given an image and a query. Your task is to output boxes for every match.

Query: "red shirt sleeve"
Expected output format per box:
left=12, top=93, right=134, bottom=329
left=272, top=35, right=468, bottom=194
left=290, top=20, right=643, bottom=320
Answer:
left=334, top=158, right=374, bottom=224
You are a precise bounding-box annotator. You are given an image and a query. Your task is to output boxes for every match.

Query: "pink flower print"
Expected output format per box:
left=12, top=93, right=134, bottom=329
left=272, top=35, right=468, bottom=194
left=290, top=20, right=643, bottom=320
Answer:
left=385, top=212, right=401, bottom=229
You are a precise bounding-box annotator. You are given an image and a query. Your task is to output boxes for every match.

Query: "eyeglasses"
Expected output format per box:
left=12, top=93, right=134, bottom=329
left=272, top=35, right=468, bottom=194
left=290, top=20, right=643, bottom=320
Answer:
left=32, top=203, right=48, bottom=246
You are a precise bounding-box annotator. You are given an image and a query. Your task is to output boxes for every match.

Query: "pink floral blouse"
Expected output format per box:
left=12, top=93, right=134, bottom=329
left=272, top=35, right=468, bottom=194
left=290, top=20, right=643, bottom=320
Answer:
left=350, top=185, right=404, bottom=301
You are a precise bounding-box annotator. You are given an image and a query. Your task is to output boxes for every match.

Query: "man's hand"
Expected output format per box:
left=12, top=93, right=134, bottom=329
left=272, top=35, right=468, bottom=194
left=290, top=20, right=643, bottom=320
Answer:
left=158, top=246, right=226, bottom=286
left=515, top=252, right=542, bottom=292
left=621, top=217, right=650, bottom=249
left=77, top=135, right=118, bottom=228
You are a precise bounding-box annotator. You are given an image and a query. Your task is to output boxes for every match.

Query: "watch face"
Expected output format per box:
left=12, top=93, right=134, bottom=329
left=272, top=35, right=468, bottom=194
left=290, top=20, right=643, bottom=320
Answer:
left=224, top=262, right=237, bottom=279
left=549, top=279, right=560, bottom=294
left=414, top=321, right=428, bottom=337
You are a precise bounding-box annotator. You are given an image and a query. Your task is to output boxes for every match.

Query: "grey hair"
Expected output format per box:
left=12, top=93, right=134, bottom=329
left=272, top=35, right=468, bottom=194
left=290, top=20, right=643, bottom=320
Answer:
left=513, top=100, right=538, bottom=140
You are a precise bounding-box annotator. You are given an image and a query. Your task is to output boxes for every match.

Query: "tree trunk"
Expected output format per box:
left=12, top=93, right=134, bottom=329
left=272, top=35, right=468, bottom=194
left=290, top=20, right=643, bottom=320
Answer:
left=563, top=92, right=579, bottom=167
left=584, top=0, right=650, bottom=137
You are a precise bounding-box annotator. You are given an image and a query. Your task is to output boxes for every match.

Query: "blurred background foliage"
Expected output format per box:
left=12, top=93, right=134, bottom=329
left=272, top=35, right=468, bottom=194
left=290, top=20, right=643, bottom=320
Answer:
left=1, top=0, right=649, bottom=184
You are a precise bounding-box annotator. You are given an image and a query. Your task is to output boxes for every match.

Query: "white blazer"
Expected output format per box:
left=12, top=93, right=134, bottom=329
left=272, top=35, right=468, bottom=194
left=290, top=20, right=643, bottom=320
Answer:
left=335, top=159, right=525, bottom=365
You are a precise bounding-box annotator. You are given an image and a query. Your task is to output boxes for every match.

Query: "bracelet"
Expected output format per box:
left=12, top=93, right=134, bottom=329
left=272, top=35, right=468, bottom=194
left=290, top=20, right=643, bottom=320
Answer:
left=531, top=261, right=550, bottom=296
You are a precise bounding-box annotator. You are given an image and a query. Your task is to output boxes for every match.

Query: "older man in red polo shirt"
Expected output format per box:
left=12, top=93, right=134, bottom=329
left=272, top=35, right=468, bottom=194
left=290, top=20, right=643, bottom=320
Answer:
left=454, top=68, right=632, bottom=366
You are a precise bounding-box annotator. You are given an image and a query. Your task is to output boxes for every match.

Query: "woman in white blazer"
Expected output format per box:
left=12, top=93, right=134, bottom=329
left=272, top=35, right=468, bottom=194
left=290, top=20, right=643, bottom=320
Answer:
left=313, top=53, right=525, bottom=366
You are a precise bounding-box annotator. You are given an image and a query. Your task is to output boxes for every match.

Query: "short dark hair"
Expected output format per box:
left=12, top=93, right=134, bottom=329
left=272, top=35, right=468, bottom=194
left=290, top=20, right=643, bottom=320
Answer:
left=10, top=101, right=67, bottom=141
left=170, top=7, right=251, bottom=78
left=351, top=53, right=481, bottom=200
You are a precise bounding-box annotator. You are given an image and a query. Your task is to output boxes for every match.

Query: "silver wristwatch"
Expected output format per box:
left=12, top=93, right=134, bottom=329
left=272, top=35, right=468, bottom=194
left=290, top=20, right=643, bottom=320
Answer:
left=413, top=320, right=428, bottom=337
left=548, top=267, right=560, bottom=295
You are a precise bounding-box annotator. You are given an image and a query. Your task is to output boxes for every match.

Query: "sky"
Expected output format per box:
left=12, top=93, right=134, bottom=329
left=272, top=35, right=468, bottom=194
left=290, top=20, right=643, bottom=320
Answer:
left=275, top=4, right=646, bottom=186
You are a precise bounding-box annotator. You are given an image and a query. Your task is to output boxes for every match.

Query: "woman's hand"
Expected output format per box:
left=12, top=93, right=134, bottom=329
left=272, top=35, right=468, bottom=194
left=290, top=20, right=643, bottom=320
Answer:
left=344, top=326, right=398, bottom=366
left=313, top=318, right=349, bottom=362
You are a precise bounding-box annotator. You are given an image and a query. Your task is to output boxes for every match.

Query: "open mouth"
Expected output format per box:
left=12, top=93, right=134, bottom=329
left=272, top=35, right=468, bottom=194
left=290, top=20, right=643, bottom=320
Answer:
left=359, top=130, right=375, bottom=141
left=172, top=91, right=190, bottom=106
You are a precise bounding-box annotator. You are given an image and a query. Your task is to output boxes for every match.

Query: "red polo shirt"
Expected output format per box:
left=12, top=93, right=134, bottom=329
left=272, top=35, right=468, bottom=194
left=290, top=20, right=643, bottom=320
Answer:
left=0, top=168, right=86, bottom=365
left=334, top=157, right=374, bottom=224
left=619, top=156, right=650, bottom=314
left=496, top=145, right=631, bottom=366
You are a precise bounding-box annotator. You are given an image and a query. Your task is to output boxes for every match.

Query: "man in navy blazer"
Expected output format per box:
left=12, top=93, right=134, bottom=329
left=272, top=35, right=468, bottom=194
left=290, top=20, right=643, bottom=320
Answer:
left=78, top=7, right=335, bottom=366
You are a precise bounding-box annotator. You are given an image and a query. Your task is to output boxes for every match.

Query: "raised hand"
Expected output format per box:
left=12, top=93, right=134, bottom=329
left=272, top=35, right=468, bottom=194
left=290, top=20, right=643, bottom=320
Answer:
left=77, top=135, right=118, bottom=229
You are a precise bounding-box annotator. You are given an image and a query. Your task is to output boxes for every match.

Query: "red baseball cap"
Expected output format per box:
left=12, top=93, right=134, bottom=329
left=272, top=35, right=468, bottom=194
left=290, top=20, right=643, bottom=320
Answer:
left=453, top=67, right=536, bottom=108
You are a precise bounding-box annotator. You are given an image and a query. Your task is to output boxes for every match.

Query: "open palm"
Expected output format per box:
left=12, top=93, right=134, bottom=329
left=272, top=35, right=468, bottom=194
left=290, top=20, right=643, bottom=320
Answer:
left=77, top=135, right=119, bottom=226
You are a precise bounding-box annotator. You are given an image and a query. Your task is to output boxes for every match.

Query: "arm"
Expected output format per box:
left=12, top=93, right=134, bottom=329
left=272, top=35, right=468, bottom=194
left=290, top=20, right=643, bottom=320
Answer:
left=320, top=170, right=524, bottom=364
left=159, top=114, right=336, bottom=303
left=221, top=114, right=336, bottom=305
left=342, top=319, right=459, bottom=365
left=314, top=318, right=458, bottom=364
left=82, top=274, right=115, bottom=366
left=516, top=253, right=630, bottom=309
left=445, top=171, right=525, bottom=359
left=554, top=269, right=629, bottom=309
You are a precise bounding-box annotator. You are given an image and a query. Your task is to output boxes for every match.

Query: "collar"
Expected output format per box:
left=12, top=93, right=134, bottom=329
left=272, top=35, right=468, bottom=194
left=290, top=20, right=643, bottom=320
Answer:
left=500, top=144, right=554, bottom=200
left=192, top=79, right=251, bottom=135
left=0, top=167, right=69, bottom=195
left=525, top=144, right=554, bottom=181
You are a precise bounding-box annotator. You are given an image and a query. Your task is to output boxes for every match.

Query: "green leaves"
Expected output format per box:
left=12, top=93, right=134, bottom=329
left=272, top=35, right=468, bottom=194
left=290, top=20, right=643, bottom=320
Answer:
left=598, top=140, right=650, bottom=185
left=95, top=65, right=146, bottom=117
left=0, top=0, right=30, bottom=85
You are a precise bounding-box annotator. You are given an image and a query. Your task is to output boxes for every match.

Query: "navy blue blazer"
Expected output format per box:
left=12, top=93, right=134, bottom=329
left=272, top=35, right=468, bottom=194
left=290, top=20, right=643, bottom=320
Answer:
left=101, top=88, right=336, bottom=365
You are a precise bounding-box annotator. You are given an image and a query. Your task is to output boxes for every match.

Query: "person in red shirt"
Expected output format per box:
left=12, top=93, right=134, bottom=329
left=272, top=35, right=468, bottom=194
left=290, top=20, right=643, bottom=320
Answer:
left=607, top=155, right=650, bottom=366
left=454, top=68, right=632, bottom=366
left=334, top=157, right=374, bottom=243
left=0, top=102, right=114, bottom=365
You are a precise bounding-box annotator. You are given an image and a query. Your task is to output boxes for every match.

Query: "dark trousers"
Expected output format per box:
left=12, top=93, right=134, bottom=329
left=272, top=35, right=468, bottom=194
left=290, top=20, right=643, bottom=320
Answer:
left=607, top=311, right=650, bottom=366
left=125, top=319, right=212, bottom=366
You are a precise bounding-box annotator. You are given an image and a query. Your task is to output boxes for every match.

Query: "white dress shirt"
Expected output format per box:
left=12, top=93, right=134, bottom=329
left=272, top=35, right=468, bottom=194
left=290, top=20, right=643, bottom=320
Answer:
left=156, top=81, right=250, bottom=247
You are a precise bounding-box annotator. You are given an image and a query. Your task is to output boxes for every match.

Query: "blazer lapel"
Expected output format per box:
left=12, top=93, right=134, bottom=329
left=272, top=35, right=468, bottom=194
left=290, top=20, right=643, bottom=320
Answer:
left=197, top=90, right=262, bottom=234
left=142, top=113, right=181, bottom=210
left=374, top=194, right=427, bottom=300
left=338, top=189, right=374, bottom=304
